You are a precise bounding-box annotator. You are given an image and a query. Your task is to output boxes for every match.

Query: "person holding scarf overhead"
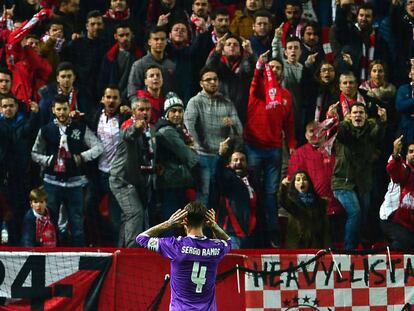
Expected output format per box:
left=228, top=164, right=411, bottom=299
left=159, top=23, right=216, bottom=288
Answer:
left=244, top=50, right=295, bottom=248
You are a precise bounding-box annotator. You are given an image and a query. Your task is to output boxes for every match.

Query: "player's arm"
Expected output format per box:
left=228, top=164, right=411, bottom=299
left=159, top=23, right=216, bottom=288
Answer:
left=205, top=209, right=230, bottom=241
left=141, top=209, right=188, bottom=237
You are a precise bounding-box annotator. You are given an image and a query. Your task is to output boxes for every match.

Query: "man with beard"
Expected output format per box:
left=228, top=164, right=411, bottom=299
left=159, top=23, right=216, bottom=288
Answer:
left=31, top=94, right=103, bottom=246
left=85, top=86, right=129, bottom=246
left=299, top=21, right=325, bottom=74
left=329, top=102, right=387, bottom=249
left=249, top=9, right=273, bottom=57
left=333, top=2, right=390, bottom=82
left=190, top=0, right=210, bottom=38
left=216, top=137, right=256, bottom=249
left=61, top=10, right=108, bottom=107
left=184, top=66, right=242, bottom=208
left=39, top=61, right=87, bottom=125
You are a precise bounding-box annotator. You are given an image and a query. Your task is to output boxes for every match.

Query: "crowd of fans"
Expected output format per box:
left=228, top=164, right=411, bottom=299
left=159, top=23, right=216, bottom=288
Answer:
left=0, top=0, right=413, bottom=250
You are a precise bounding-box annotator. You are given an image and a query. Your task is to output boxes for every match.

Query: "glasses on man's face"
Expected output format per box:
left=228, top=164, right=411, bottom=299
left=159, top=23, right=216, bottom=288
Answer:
left=202, top=77, right=218, bottom=83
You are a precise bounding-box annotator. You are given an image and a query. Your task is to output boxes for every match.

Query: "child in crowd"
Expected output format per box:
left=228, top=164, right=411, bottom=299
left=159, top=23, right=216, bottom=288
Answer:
left=21, top=187, right=57, bottom=247
left=278, top=170, right=330, bottom=249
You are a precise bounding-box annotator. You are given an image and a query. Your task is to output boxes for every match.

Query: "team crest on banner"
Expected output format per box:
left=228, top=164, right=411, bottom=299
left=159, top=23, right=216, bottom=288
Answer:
left=268, top=88, right=277, bottom=101
left=245, top=254, right=414, bottom=310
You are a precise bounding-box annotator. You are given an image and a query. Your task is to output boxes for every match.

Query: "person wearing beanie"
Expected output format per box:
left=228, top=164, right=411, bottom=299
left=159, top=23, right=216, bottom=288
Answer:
left=155, top=92, right=198, bottom=223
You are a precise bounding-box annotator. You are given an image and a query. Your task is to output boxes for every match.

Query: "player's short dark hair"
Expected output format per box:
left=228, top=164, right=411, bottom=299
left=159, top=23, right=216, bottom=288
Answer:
left=211, top=7, right=230, bottom=20
left=52, top=94, right=69, bottom=107
left=184, top=202, right=207, bottom=227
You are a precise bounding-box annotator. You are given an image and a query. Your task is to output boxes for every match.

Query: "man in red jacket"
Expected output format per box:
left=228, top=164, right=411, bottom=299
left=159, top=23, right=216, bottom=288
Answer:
left=244, top=50, right=295, bottom=247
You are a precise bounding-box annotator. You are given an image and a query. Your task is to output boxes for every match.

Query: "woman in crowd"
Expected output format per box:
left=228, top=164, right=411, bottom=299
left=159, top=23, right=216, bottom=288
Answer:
left=278, top=170, right=330, bottom=249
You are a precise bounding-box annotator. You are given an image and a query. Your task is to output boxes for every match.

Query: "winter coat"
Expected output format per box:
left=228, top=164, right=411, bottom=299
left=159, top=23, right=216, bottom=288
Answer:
left=155, top=118, right=198, bottom=188
left=332, top=118, right=385, bottom=194
left=278, top=183, right=330, bottom=249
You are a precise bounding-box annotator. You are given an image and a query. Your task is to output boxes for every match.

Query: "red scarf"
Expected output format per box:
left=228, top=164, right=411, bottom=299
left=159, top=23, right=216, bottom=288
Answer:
left=321, top=26, right=333, bottom=61
left=339, top=92, right=365, bottom=117
left=35, top=209, right=57, bottom=247
left=222, top=175, right=257, bottom=237
left=220, top=55, right=241, bottom=73
left=264, top=63, right=283, bottom=109
left=104, top=8, right=131, bottom=21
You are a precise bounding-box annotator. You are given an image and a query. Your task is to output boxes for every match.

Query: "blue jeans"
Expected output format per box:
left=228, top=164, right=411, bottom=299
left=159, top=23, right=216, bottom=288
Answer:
left=246, top=144, right=282, bottom=244
left=197, top=154, right=219, bottom=207
left=44, top=182, right=85, bottom=246
left=333, top=189, right=361, bottom=250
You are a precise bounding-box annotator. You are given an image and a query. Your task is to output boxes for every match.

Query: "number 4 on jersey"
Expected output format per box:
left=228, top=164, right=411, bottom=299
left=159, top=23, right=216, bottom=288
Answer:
left=191, top=261, right=207, bottom=293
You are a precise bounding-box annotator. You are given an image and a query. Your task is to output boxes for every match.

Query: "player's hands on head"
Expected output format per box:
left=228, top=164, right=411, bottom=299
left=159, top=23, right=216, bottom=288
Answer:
left=205, top=209, right=217, bottom=228
left=168, top=209, right=188, bottom=227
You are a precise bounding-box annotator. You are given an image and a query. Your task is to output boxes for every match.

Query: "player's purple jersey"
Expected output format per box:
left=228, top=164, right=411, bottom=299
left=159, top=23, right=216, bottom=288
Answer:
left=136, top=234, right=231, bottom=311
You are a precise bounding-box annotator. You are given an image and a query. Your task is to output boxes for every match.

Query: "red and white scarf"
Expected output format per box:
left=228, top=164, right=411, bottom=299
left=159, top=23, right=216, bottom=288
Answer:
left=264, top=63, right=283, bottom=110
left=223, top=175, right=257, bottom=237
left=282, top=20, right=305, bottom=47
left=34, top=209, right=57, bottom=247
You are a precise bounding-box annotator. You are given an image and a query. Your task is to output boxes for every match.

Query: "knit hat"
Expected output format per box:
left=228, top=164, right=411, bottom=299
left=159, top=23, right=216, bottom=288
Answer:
left=163, top=92, right=184, bottom=117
